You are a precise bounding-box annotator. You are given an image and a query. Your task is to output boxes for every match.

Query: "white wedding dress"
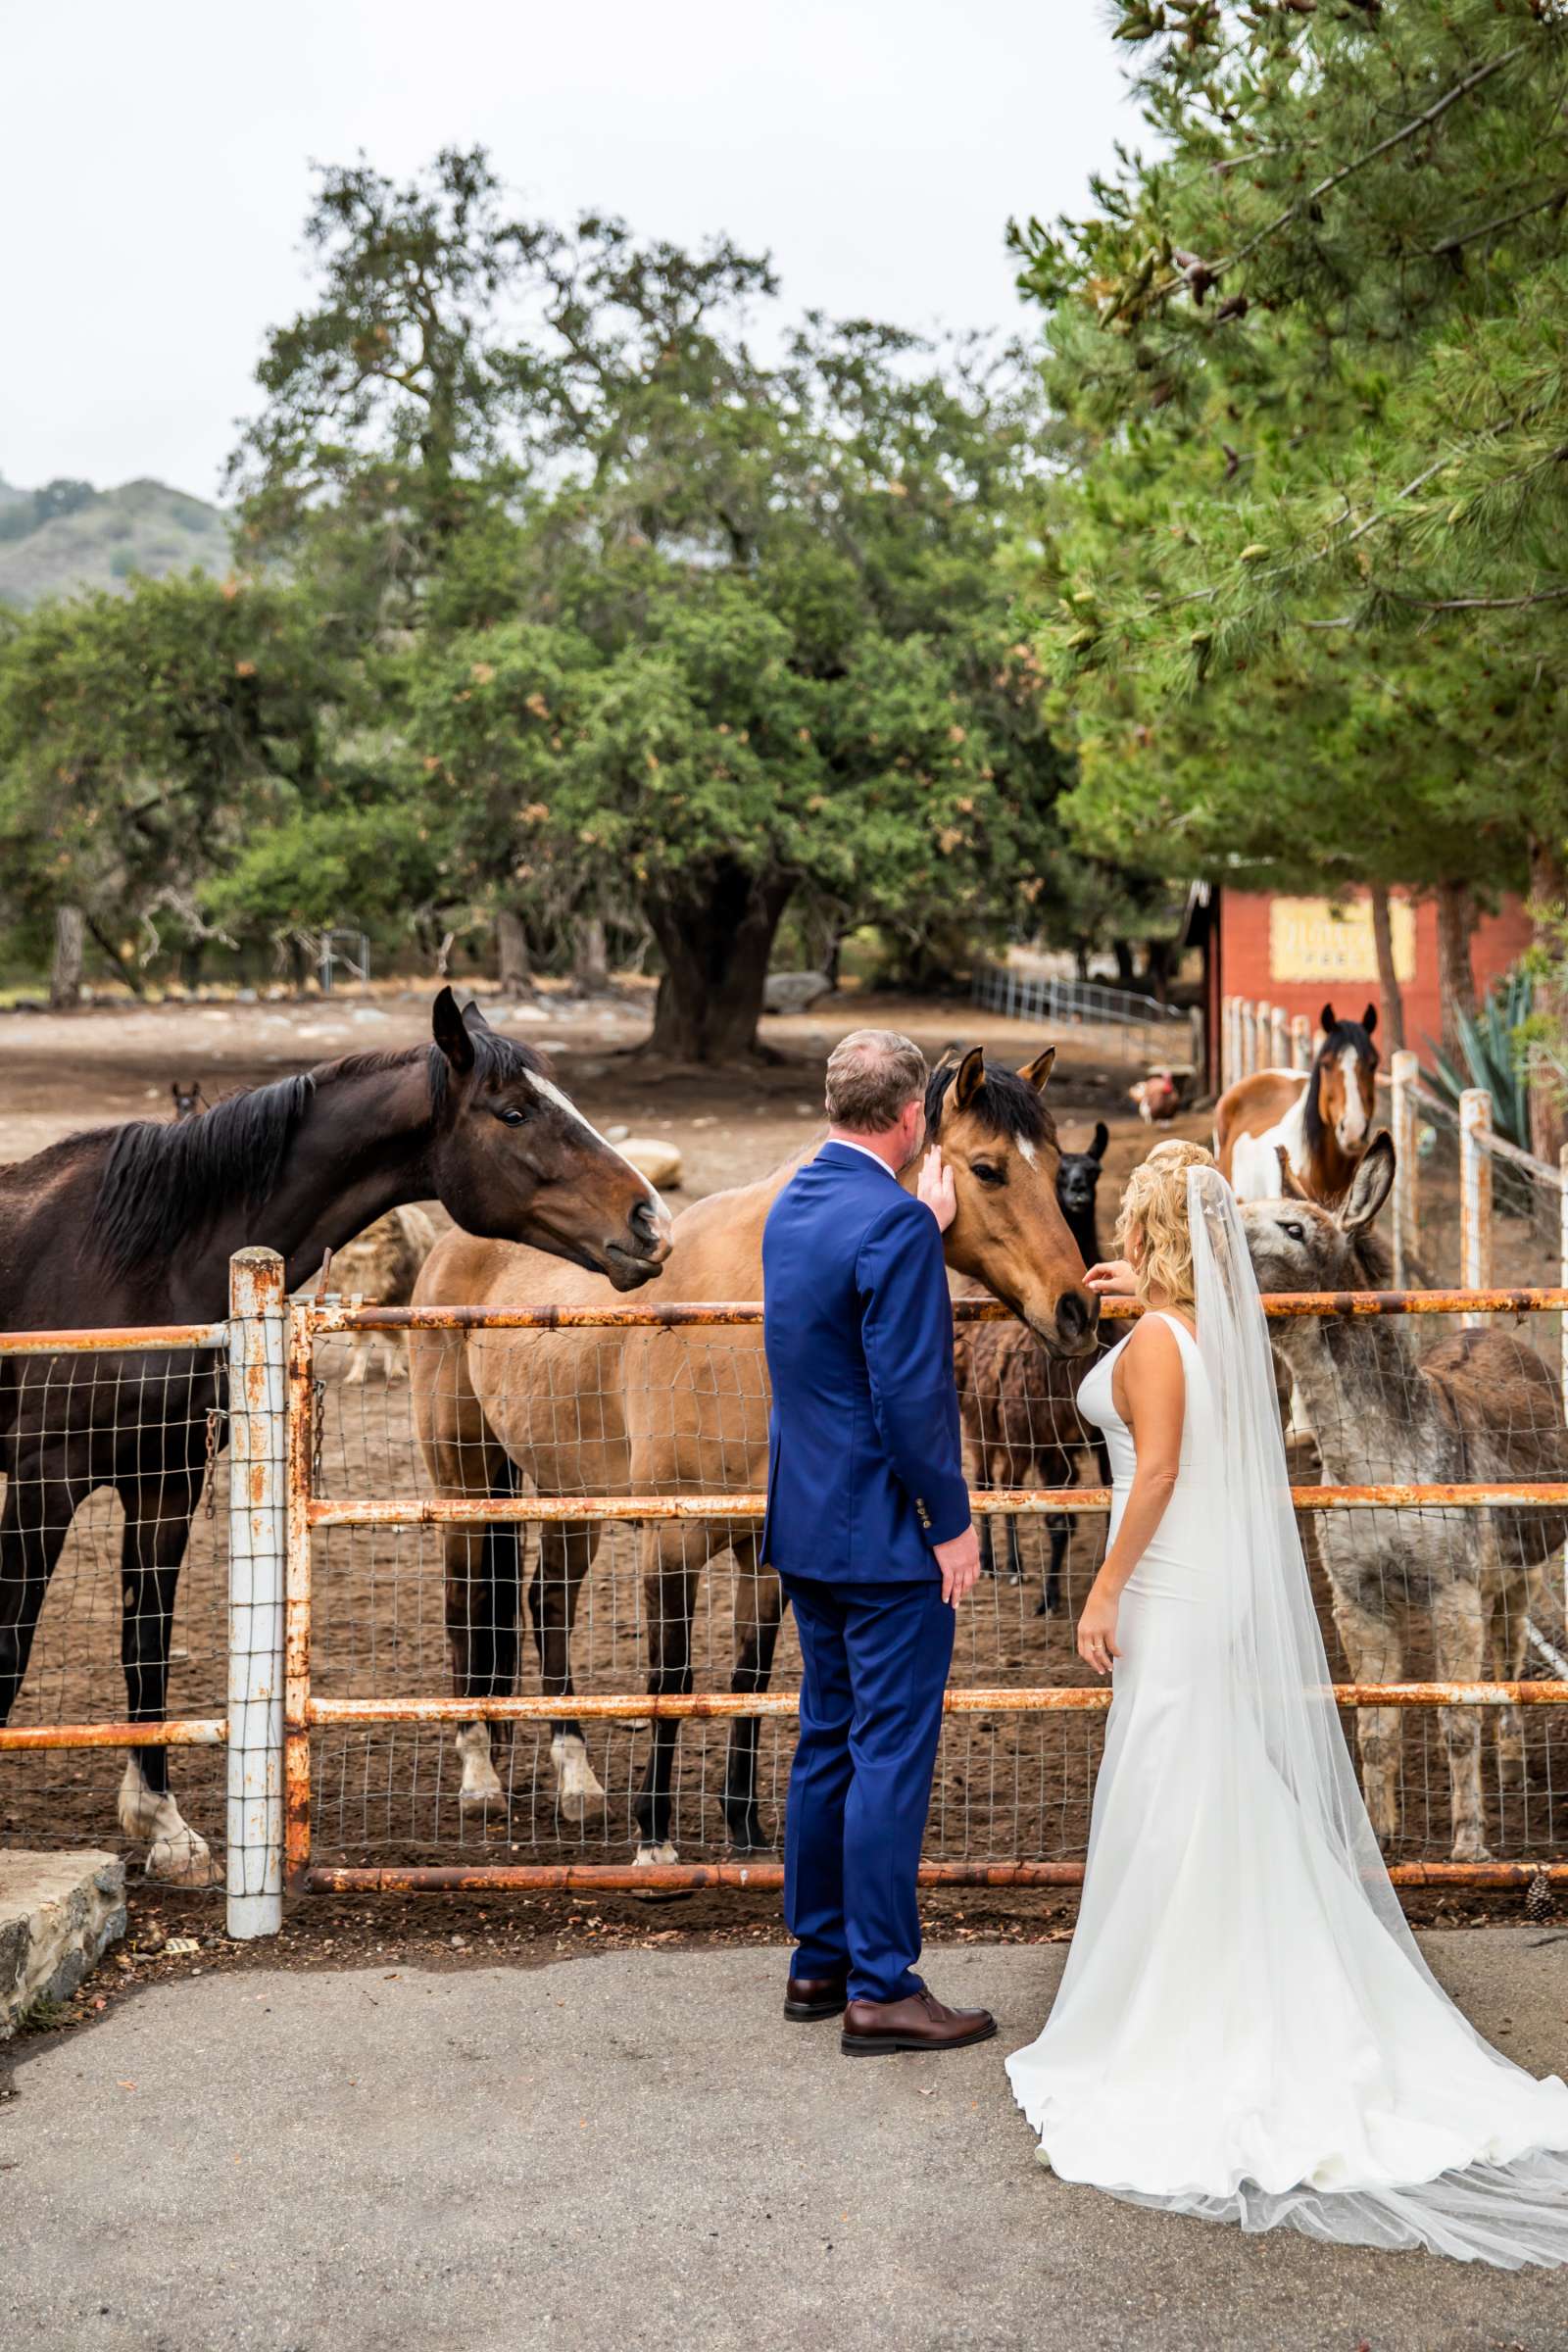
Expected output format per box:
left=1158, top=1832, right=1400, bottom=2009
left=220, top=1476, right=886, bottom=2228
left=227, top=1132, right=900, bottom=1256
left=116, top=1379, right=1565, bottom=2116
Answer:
left=1005, top=1169, right=1568, bottom=2267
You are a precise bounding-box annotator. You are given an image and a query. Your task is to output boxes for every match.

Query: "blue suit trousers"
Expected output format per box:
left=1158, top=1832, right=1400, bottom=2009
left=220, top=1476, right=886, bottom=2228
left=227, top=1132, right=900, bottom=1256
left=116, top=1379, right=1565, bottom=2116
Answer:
left=782, top=1573, right=956, bottom=2005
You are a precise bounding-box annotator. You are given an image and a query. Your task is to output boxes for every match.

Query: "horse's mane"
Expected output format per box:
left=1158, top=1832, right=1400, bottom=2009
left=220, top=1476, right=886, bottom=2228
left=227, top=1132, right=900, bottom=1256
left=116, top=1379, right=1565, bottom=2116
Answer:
left=926, top=1057, right=1057, bottom=1149
left=1302, top=1019, right=1378, bottom=1157
left=91, top=1026, right=550, bottom=1275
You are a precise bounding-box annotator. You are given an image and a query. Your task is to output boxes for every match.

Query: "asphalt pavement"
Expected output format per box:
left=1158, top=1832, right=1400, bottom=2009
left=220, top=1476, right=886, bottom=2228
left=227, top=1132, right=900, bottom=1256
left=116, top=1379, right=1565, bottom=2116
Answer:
left=5, top=1930, right=1568, bottom=2352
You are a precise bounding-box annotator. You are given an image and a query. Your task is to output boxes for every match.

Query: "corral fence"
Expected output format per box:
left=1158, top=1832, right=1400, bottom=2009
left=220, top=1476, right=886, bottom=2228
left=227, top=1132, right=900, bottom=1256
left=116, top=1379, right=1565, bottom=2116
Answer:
left=973, top=960, right=1201, bottom=1070
left=6, top=1248, right=1568, bottom=1941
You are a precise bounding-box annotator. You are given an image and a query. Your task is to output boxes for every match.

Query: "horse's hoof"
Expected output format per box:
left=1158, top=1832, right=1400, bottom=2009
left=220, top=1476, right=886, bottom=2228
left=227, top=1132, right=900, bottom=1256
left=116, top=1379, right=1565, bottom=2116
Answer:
left=145, top=1835, right=221, bottom=1887
left=550, top=1735, right=606, bottom=1823
left=1451, top=1834, right=1494, bottom=1865
left=630, top=1839, right=692, bottom=1902
left=459, top=1781, right=507, bottom=1814
left=724, top=1814, right=767, bottom=1854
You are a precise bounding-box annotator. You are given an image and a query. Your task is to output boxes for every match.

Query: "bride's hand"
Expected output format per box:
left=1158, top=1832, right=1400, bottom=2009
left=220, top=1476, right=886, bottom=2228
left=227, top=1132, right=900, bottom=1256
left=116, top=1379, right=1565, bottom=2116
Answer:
left=1084, top=1258, right=1138, bottom=1298
left=1077, top=1583, right=1122, bottom=1677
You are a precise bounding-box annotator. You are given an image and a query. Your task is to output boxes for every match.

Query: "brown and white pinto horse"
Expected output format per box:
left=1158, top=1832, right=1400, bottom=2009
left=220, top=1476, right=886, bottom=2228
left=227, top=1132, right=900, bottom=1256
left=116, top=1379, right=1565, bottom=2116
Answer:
left=1215, top=1002, right=1380, bottom=1205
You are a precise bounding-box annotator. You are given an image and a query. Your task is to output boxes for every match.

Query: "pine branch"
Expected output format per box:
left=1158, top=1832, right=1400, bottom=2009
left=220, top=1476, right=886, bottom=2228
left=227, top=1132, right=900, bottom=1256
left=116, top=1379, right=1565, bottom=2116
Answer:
left=1427, top=186, right=1568, bottom=260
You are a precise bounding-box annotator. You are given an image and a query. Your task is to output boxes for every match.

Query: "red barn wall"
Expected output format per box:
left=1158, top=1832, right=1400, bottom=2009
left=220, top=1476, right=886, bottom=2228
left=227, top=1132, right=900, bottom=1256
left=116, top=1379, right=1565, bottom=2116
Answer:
left=1212, top=887, right=1533, bottom=1070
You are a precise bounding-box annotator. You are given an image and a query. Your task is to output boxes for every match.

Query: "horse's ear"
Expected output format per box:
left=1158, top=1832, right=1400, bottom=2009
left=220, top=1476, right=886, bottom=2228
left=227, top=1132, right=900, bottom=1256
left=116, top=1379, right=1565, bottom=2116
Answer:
left=461, top=996, right=494, bottom=1035
left=1339, top=1131, right=1395, bottom=1234
left=432, top=985, right=475, bottom=1075
left=1018, top=1047, right=1055, bottom=1094
left=1276, top=1147, right=1311, bottom=1202
left=1090, top=1121, right=1109, bottom=1161
left=1319, top=1001, right=1337, bottom=1039
left=952, top=1046, right=986, bottom=1114
left=1362, top=1002, right=1378, bottom=1037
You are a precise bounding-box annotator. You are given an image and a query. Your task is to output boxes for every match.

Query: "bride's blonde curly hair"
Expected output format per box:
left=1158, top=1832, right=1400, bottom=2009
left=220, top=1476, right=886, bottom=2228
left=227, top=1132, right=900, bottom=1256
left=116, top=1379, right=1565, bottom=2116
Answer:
left=1114, top=1139, right=1218, bottom=1310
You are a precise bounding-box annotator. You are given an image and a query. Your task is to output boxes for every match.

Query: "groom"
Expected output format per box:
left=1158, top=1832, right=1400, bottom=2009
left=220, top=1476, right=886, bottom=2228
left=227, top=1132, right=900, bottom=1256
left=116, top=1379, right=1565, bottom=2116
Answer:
left=761, top=1029, right=997, bottom=2056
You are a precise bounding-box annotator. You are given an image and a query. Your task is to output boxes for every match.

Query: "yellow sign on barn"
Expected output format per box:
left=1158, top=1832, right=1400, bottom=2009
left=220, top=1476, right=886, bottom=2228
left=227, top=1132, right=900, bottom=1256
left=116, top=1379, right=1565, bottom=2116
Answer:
left=1269, top=897, right=1416, bottom=985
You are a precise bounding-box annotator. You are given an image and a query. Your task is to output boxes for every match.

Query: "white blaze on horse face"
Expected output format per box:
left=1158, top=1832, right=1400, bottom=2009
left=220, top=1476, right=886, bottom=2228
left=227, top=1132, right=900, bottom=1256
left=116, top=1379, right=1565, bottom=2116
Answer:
left=1017, top=1137, right=1039, bottom=1169
left=524, top=1068, right=671, bottom=1235
left=1336, top=1046, right=1370, bottom=1149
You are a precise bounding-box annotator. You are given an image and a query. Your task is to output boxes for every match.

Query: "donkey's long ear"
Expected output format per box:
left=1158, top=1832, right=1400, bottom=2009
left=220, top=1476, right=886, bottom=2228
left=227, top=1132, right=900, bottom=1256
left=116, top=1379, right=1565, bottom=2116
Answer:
left=1276, top=1147, right=1311, bottom=1202
left=1018, top=1048, right=1056, bottom=1093
left=1090, top=1120, right=1109, bottom=1161
left=432, top=985, right=475, bottom=1075
left=953, top=1045, right=987, bottom=1113
left=1339, top=1131, right=1396, bottom=1234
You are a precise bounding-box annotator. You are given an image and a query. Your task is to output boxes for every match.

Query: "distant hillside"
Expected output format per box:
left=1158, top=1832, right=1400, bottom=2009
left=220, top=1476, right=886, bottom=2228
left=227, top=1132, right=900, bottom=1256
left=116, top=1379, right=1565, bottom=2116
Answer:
left=0, top=474, right=232, bottom=609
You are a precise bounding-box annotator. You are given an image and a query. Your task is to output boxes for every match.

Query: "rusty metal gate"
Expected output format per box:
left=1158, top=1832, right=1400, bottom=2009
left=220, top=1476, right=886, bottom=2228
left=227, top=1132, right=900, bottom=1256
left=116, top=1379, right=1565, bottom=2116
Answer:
left=278, top=1280, right=1568, bottom=1917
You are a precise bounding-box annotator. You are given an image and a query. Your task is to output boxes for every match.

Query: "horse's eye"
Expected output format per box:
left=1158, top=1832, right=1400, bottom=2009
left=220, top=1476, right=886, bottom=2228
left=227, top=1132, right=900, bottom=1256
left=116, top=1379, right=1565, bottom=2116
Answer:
left=492, top=1104, right=530, bottom=1127
left=1281, top=1220, right=1305, bottom=1243
left=972, top=1162, right=1005, bottom=1189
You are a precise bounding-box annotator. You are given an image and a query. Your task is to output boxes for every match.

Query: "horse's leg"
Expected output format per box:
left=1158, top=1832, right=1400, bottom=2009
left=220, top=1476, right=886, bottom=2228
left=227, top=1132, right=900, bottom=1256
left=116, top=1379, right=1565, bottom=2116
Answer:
left=631, top=1519, right=702, bottom=1866
left=446, top=1483, right=524, bottom=1815
left=976, top=1485, right=997, bottom=1581
left=724, top=1538, right=783, bottom=1852
left=1432, top=1565, right=1490, bottom=1863
left=1485, top=1524, right=1534, bottom=1794
left=1041, top=1516, right=1067, bottom=1618
left=1331, top=1587, right=1403, bottom=1851
left=527, top=1517, right=604, bottom=1823
left=115, top=1472, right=219, bottom=1885
left=0, top=1452, right=80, bottom=1725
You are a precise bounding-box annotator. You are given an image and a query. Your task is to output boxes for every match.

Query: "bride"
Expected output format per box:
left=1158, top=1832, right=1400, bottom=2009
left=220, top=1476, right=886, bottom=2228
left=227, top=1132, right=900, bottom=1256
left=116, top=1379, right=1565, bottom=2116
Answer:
left=1005, top=1139, right=1568, bottom=2268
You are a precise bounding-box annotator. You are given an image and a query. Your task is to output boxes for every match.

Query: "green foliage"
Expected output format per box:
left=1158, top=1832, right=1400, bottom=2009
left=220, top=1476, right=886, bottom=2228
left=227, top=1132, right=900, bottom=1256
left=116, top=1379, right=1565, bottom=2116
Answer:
left=1426, top=968, right=1535, bottom=1149
left=1009, top=2, right=1568, bottom=915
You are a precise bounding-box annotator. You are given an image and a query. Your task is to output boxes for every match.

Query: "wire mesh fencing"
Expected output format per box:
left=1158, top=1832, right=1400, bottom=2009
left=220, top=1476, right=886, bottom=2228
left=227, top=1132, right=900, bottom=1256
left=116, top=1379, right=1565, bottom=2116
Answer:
left=288, top=1287, right=1568, bottom=1897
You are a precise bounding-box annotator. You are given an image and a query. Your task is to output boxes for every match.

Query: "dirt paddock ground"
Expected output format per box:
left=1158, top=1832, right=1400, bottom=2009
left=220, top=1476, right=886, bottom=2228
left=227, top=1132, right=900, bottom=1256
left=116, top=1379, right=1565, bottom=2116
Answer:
left=3, top=983, right=1565, bottom=1932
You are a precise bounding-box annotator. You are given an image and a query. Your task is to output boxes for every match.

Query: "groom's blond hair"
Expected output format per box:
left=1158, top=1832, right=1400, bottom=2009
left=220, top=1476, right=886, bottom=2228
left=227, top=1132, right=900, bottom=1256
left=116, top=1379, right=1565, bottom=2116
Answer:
left=1116, top=1139, right=1217, bottom=1310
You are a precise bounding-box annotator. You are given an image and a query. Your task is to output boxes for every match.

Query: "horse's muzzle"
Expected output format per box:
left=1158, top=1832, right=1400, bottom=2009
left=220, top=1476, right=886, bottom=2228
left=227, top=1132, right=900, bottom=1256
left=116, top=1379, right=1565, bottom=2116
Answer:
left=1053, top=1289, right=1101, bottom=1355
left=602, top=1196, right=674, bottom=1289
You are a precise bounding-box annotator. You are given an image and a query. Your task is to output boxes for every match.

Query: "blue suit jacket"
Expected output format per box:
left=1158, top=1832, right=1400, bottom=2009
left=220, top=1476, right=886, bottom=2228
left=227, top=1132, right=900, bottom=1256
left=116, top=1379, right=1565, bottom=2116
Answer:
left=760, top=1141, right=972, bottom=1585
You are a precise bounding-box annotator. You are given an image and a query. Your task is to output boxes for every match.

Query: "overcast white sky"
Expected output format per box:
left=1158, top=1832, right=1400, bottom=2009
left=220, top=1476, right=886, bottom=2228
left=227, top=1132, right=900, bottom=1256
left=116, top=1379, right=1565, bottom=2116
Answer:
left=3, top=1, right=1141, bottom=501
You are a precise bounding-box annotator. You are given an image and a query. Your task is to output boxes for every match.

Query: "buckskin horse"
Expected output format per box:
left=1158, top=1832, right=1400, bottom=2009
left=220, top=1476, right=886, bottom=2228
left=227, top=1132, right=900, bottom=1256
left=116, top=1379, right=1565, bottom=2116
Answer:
left=410, top=1046, right=1100, bottom=1865
left=1215, top=1002, right=1381, bottom=1205
left=0, top=991, right=670, bottom=1881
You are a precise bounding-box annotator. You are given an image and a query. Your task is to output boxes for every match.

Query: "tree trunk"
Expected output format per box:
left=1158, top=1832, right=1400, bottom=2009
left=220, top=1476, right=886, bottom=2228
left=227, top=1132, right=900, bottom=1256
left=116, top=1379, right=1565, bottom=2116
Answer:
left=50, top=905, right=84, bottom=1008
left=1141, top=937, right=1173, bottom=1005
left=496, top=908, right=532, bottom=999
left=572, top=915, right=609, bottom=995
left=1111, top=939, right=1136, bottom=988
left=1528, top=837, right=1568, bottom=1162
left=1435, top=879, right=1478, bottom=1068
left=644, top=866, right=794, bottom=1062
left=1368, top=883, right=1405, bottom=1053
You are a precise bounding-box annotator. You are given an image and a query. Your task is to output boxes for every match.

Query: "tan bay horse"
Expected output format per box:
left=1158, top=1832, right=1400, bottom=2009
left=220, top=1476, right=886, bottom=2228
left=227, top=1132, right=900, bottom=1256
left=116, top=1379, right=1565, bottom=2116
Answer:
left=1215, top=1002, right=1380, bottom=1205
left=410, top=1045, right=1099, bottom=1863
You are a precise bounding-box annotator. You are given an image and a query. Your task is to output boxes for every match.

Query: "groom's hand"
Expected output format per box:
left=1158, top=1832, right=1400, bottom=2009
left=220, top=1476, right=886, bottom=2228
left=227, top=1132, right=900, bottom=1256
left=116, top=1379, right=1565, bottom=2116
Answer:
left=934, top=1522, right=980, bottom=1608
left=916, top=1144, right=957, bottom=1232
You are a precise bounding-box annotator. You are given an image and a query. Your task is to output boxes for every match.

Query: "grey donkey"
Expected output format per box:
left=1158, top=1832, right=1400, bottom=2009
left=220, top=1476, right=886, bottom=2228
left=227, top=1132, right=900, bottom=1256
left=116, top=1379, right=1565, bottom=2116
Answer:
left=1241, top=1133, right=1568, bottom=1863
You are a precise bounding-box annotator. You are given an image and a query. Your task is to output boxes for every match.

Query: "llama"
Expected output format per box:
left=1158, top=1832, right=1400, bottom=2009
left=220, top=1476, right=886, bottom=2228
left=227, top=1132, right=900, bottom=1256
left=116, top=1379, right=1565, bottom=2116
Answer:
left=1241, top=1134, right=1568, bottom=1862
left=956, top=1123, right=1110, bottom=1614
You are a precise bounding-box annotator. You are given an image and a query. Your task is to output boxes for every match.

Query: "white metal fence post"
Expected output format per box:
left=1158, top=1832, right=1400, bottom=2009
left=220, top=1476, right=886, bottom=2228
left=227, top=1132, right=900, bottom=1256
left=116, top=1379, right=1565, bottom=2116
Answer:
left=1391, top=1050, right=1420, bottom=1290
left=1459, top=1090, right=1493, bottom=1329
left=226, top=1247, right=287, bottom=1938
left=1291, top=1013, right=1312, bottom=1072
left=1242, top=999, right=1258, bottom=1078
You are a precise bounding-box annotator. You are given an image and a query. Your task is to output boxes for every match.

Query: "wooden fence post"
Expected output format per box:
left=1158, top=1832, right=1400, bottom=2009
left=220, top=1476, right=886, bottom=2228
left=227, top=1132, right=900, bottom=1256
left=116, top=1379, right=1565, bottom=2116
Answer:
left=1391, top=1050, right=1420, bottom=1289
left=1269, top=1004, right=1290, bottom=1070
left=1291, top=1014, right=1312, bottom=1072
left=1459, top=1090, right=1493, bottom=1328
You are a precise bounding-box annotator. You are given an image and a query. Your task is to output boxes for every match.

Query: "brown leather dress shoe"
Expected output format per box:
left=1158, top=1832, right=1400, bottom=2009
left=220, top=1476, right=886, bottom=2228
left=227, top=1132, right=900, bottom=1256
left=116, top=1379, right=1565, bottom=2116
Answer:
left=840, top=1984, right=998, bottom=2056
left=783, top=1971, right=850, bottom=2023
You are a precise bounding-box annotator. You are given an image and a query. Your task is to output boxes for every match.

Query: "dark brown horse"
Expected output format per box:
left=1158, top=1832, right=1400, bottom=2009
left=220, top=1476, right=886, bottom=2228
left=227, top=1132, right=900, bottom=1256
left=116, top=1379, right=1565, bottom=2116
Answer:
left=0, top=990, right=671, bottom=1880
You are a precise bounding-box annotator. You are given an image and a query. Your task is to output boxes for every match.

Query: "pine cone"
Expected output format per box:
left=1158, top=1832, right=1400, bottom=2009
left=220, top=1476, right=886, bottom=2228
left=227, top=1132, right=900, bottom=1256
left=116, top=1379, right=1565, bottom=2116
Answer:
left=1526, top=1866, right=1554, bottom=1925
